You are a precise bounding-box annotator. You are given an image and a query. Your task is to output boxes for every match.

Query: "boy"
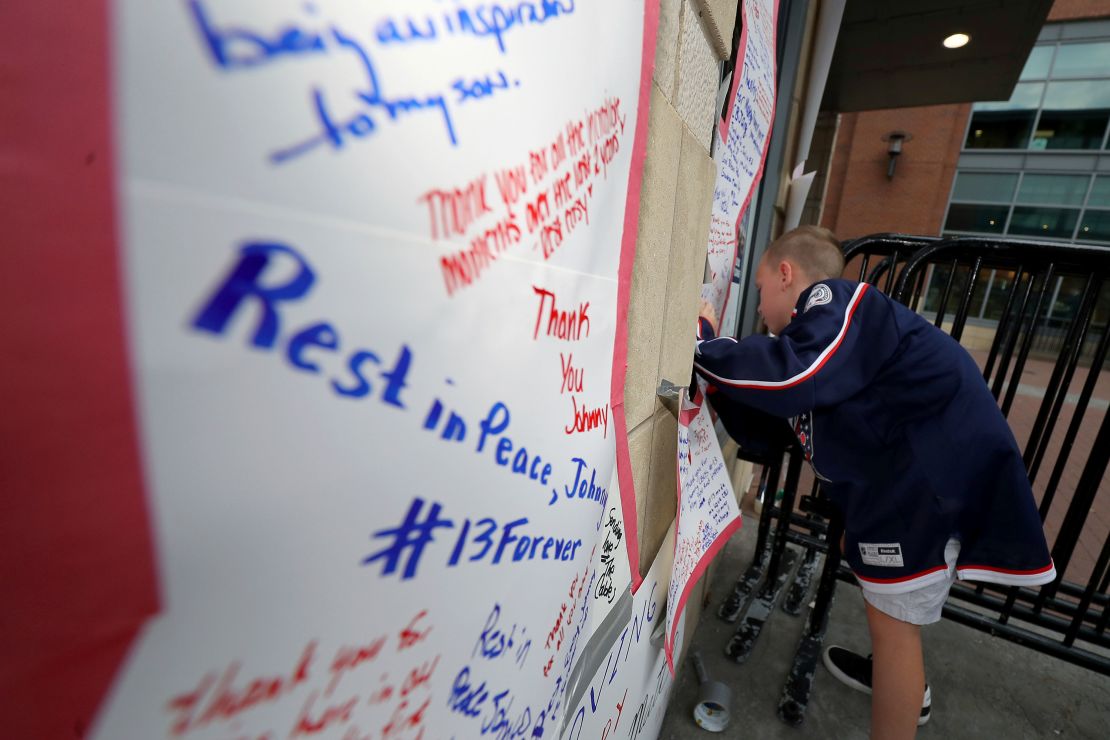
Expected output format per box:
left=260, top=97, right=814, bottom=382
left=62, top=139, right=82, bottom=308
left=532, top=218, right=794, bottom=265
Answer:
left=694, top=226, right=1055, bottom=739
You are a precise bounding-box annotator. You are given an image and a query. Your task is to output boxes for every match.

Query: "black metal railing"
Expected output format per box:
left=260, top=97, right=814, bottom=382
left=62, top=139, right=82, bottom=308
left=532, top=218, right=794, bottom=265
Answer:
left=717, top=234, right=1110, bottom=726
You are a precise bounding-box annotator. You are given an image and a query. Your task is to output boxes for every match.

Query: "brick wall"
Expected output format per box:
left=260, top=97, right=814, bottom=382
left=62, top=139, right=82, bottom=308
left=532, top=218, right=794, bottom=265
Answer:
left=820, top=104, right=971, bottom=240
left=1048, top=0, right=1110, bottom=21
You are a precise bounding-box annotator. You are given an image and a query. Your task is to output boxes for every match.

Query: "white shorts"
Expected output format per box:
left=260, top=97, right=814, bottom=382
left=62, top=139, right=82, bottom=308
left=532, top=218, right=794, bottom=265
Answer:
left=859, top=538, right=960, bottom=625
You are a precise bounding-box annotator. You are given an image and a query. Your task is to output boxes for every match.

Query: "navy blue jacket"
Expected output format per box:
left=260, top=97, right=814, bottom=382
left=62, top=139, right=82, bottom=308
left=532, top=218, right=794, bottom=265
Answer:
left=695, top=279, right=1055, bottom=593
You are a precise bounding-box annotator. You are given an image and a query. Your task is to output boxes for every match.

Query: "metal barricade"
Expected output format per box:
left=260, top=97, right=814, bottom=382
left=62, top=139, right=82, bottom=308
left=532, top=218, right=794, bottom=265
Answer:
left=718, top=234, right=1110, bottom=726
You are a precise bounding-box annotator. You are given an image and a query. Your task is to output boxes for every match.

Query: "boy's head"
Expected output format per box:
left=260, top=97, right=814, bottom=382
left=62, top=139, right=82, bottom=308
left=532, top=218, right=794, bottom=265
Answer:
left=755, top=226, right=844, bottom=333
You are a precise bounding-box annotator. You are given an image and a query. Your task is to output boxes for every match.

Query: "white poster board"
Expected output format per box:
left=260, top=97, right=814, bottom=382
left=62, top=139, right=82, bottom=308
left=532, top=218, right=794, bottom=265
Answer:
left=90, top=1, right=658, bottom=737
left=702, top=0, right=779, bottom=317
left=562, top=525, right=677, bottom=740
left=664, top=387, right=742, bottom=673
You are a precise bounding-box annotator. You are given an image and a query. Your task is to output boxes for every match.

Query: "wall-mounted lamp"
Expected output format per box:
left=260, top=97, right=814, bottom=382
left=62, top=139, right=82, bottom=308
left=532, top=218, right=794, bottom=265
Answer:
left=881, top=131, right=913, bottom=179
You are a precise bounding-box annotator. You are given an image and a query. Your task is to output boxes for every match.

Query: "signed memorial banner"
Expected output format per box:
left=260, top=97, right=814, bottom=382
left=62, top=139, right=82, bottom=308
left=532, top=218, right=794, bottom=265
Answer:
left=2, top=1, right=664, bottom=737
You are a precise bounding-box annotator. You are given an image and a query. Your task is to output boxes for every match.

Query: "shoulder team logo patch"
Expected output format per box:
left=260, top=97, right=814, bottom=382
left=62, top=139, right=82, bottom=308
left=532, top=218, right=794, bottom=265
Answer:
left=804, top=283, right=833, bottom=313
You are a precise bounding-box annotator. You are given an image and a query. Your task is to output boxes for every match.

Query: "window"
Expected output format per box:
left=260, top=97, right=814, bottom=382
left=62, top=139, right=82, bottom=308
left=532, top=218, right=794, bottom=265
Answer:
left=952, top=172, right=1018, bottom=202
left=1093, top=281, right=1110, bottom=332
left=1008, top=206, right=1079, bottom=238
left=1020, top=46, right=1054, bottom=79
left=967, top=272, right=992, bottom=317
left=983, top=270, right=1019, bottom=320
left=1060, top=19, right=1110, bottom=40
left=966, top=83, right=1044, bottom=149
left=1089, top=176, right=1110, bottom=207
left=945, top=204, right=1008, bottom=233
left=1033, top=81, right=1110, bottom=149
left=922, top=264, right=956, bottom=314
left=1052, top=41, right=1110, bottom=77
left=1042, top=79, right=1110, bottom=112
left=922, top=264, right=997, bottom=319
left=949, top=23, right=1110, bottom=247
left=1077, top=210, right=1110, bottom=241
left=1033, top=111, right=1109, bottom=149
left=1048, top=275, right=1088, bottom=322
left=968, top=112, right=1037, bottom=149
left=981, top=82, right=1047, bottom=110
left=1016, top=174, right=1090, bottom=205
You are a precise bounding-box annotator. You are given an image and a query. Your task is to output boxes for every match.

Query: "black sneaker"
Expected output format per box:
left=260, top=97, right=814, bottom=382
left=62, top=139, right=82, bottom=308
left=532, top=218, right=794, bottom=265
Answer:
left=822, top=646, right=932, bottom=726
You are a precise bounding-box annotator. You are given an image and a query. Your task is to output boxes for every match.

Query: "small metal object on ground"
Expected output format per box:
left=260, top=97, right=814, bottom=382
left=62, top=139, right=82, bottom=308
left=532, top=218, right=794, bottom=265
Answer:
left=690, top=651, right=732, bottom=732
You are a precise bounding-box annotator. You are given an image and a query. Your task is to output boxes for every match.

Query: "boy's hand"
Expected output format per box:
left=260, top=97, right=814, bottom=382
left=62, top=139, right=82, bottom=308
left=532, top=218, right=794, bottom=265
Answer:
left=698, top=298, right=718, bottom=335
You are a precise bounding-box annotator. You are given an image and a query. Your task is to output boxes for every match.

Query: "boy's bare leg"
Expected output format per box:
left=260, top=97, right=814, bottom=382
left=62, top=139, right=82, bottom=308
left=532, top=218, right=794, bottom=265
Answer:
left=865, top=600, right=924, bottom=740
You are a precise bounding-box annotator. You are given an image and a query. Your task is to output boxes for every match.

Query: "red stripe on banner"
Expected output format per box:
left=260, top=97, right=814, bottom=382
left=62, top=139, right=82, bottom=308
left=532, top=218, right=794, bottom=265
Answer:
left=718, top=4, right=750, bottom=145
left=664, top=390, right=742, bottom=675
left=665, top=502, right=743, bottom=676
left=611, top=1, right=661, bottom=595
left=0, top=2, right=160, bottom=737
left=677, top=386, right=704, bottom=427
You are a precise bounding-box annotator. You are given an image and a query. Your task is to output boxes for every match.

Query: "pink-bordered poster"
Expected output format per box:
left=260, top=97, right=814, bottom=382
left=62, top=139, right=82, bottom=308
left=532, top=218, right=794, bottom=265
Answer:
left=1, top=1, right=666, bottom=737
left=701, top=0, right=780, bottom=320
left=664, top=386, right=743, bottom=674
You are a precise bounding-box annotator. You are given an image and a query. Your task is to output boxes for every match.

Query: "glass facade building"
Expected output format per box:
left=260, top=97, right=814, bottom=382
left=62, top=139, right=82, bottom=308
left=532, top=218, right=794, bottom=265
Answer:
left=931, top=18, right=1110, bottom=325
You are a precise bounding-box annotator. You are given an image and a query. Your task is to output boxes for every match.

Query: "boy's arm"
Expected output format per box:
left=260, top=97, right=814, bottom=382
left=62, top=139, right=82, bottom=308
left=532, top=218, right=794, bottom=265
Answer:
left=694, top=282, right=901, bottom=418
left=704, top=388, right=796, bottom=457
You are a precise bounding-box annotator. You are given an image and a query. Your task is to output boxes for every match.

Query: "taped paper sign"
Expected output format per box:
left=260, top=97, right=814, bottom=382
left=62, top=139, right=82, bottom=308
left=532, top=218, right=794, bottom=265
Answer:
left=702, top=0, right=780, bottom=318
left=665, top=387, right=743, bottom=674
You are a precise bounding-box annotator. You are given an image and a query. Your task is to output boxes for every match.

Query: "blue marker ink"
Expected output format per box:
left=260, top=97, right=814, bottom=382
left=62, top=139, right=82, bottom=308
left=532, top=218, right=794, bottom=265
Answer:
left=188, top=0, right=326, bottom=69
left=192, top=241, right=315, bottom=348
left=269, top=25, right=461, bottom=162
left=472, top=604, right=531, bottom=669
left=188, top=1, right=529, bottom=160
left=192, top=242, right=413, bottom=409
left=371, top=0, right=578, bottom=54
left=562, top=457, right=605, bottom=504
left=453, top=70, right=513, bottom=103
left=362, top=497, right=454, bottom=580
left=452, top=0, right=577, bottom=54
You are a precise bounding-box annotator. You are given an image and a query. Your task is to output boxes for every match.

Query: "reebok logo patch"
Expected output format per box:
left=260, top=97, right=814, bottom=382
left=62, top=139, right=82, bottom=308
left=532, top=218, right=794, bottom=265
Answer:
left=859, top=542, right=904, bottom=567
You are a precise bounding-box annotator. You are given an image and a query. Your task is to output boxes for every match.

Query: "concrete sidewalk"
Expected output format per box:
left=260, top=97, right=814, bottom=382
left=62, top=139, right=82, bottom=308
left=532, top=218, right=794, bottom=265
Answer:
left=658, top=513, right=1110, bottom=739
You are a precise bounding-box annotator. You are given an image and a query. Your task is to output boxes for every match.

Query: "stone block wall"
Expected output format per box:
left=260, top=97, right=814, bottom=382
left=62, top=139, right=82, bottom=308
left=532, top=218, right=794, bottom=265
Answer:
left=623, top=0, right=736, bottom=651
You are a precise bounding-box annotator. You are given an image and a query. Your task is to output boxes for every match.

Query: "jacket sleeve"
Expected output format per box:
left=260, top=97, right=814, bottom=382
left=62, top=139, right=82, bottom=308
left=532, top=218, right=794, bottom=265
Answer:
left=704, top=389, right=795, bottom=458
left=693, top=282, right=901, bottom=418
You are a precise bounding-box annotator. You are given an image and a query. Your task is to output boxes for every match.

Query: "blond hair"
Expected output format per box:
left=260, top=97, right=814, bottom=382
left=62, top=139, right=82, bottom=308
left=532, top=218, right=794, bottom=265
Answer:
left=763, top=225, right=844, bottom=280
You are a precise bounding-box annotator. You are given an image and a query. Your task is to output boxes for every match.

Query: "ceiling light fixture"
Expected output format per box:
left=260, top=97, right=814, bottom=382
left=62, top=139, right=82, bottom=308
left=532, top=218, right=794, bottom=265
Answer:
left=944, top=33, right=970, bottom=49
